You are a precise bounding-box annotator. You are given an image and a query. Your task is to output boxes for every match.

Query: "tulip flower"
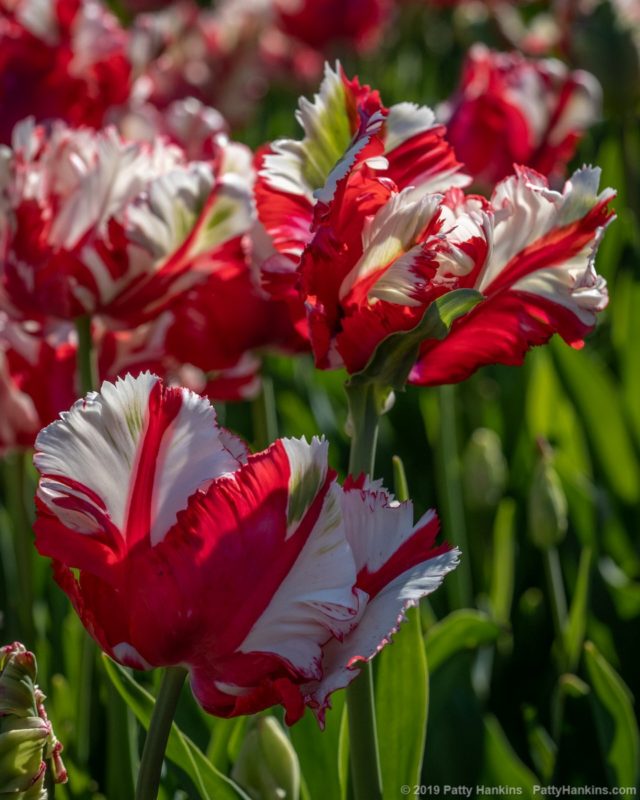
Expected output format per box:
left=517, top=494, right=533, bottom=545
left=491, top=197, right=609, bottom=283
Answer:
left=0, top=0, right=131, bottom=145
left=256, top=61, right=469, bottom=266
left=275, top=0, right=391, bottom=53
left=409, top=167, right=614, bottom=386
left=0, top=642, right=67, bottom=796
left=0, top=118, right=253, bottom=325
left=440, top=45, right=601, bottom=187
left=0, top=314, right=76, bottom=453
left=270, top=133, right=612, bottom=385
left=128, top=0, right=323, bottom=129
left=33, top=373, right=458, bottom=725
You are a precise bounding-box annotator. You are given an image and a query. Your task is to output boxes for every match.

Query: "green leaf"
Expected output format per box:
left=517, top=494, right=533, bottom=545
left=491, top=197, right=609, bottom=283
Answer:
left=205, top=717, right=247, bottom=773
left=105, top=679, right=137, bottom=800
left=350, top=289, right=483, bottom=391
left=558, top=673, right=590, bottom=700
left=480, top=714, right=538, bottom=789
left=489, top=498, right=516, bottom=627
left=375, top=607, right=428, bottom=798
left=425, top=610, right=503, bottom=673
left=563, top=547, right=592, bottom=673
left=523, top=706, right=557, bottom=784
left=551, top=340, right=640, bottom=504
left=619, top=276, right=640, bottom=448
left=337, top=704, right=349, bottom=800
left=289, top=695, right=346, bottom=800
left=584, top=641, right=640, bottom=787
left=102, top=657, right=250, bottom=800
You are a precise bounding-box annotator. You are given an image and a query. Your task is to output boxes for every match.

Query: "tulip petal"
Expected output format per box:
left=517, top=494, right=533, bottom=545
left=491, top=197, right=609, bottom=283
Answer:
left=35, top=373, right=243, bottom=547
left=304, top=486, right=458, bottom=721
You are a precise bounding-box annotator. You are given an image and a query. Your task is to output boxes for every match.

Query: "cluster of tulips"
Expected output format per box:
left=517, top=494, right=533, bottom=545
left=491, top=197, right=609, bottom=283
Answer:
left=0, top=0, right=619, bottom=797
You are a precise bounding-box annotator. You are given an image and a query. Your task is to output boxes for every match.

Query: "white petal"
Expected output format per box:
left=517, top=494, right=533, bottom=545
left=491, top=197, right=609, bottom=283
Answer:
left=126, top=166, right=253, bottom=261
left=238, top=482, right=361, bottom=680
left=384, top=102, right=436, bottom=152
left=477, top=167, right=611, bottom=293
left=260, top=61, right=352, bottom=198
left=339, top=189, right=442, bottom=301
left=36, top=373, right=159, bottom=534
left=282, top=436, right=330, bottom=538
left=307, top=548, right=460, bottom=712
left=313, top=110, right=386, bottom=205
left=49, top=130, right=183, bottom=249
left=511, top=232, right=609, bottom=325
left=35, top=373, right=242, bottom=544
left=148, top=386, right=242, bottom=545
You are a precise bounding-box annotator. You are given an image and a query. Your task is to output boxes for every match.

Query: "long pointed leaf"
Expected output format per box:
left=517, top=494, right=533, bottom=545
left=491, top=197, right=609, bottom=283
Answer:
left=425, top=611, right=502, bottom=673
left=289, top=696, right=346, bottom=800
left=376, top=607, right=428, bottom=799
left=102, top=656, right=250, bottom=800
left=563, top=547, right=592, bottom=672
left=584, top=642, right=640, bottom=786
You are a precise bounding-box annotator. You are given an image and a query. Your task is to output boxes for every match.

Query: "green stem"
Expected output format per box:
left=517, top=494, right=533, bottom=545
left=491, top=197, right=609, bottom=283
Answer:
left=135, top=667, right=188, bottom=800
left=106, top=676, right=138, bottom=799
left=71, top=316, right=98, bottom=768
left=44, top=763, right=56, bottom=799
left=74, top=624, right=94, bottom=768
left=347, top=665, right=383, bottom=800
left=550, top=682, right=566, bottom=745
left=345, top=382, right=383, bottom=800
left=251, top=375, right=278, bottom=450
left=346, top=382, right=380, bottom=476
left=435, top=385, right=473, bottom=608
left=3, top=451, right=35, bottom=644
left=74, top=316, right=97, bottom=395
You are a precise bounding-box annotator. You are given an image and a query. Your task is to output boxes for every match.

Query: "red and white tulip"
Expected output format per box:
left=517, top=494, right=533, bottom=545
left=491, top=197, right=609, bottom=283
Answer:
left=0, top=314, right=76, bottom=453
left=0, top=0, right=131, bottom=145
left=33, top=373, right=457, bottom=724
left=440, top=45, right=601, bottom=188
left=410, top=166, right=614, bottom=385
left=255, top=61, right=469, bottom=266
left=292, top=150, right=612, bottom=380
left=0, top=119, right=254, bottom=324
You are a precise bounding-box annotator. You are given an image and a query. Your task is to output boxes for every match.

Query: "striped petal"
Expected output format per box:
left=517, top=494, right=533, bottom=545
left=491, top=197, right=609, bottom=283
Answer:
left=304, top=483, right=458, bottom=722
left=35, top=373, right=244, bottom=549
left=410, top=166, right=614, bottom=386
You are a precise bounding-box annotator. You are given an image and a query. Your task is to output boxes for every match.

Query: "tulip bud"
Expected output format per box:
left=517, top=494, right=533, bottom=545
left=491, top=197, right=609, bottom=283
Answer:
left=232, top=716, right=301, bottom=800
left=0, top=642, right=67, bottom=796
left=462, top=428, right=508, bottom=510
left=527, top=454, right=568, bottom=550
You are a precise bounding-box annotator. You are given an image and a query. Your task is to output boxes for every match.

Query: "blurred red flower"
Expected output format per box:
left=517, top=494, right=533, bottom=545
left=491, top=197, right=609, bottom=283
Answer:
left=441, top=45, right=601, bottom=188
left=0, top=119, right=253, bottom=324
left=0, top=0, right=131, bottom=144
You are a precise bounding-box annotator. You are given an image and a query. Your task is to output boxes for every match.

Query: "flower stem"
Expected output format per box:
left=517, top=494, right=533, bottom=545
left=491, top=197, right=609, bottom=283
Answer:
left=346, top=382, right=380, bottom=476
left=345, top=381, right=383, bottom=800
left=71, top=315, right=99, bottom=768
left=135, top=667, right=188, bottom=800
left=252, top=375, right=278, bottom=450
left=3, top=450, right=35, bottom=645
left=74, top=316, right=97, bottom=395
left=435, top=385, right=473, bottom=608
